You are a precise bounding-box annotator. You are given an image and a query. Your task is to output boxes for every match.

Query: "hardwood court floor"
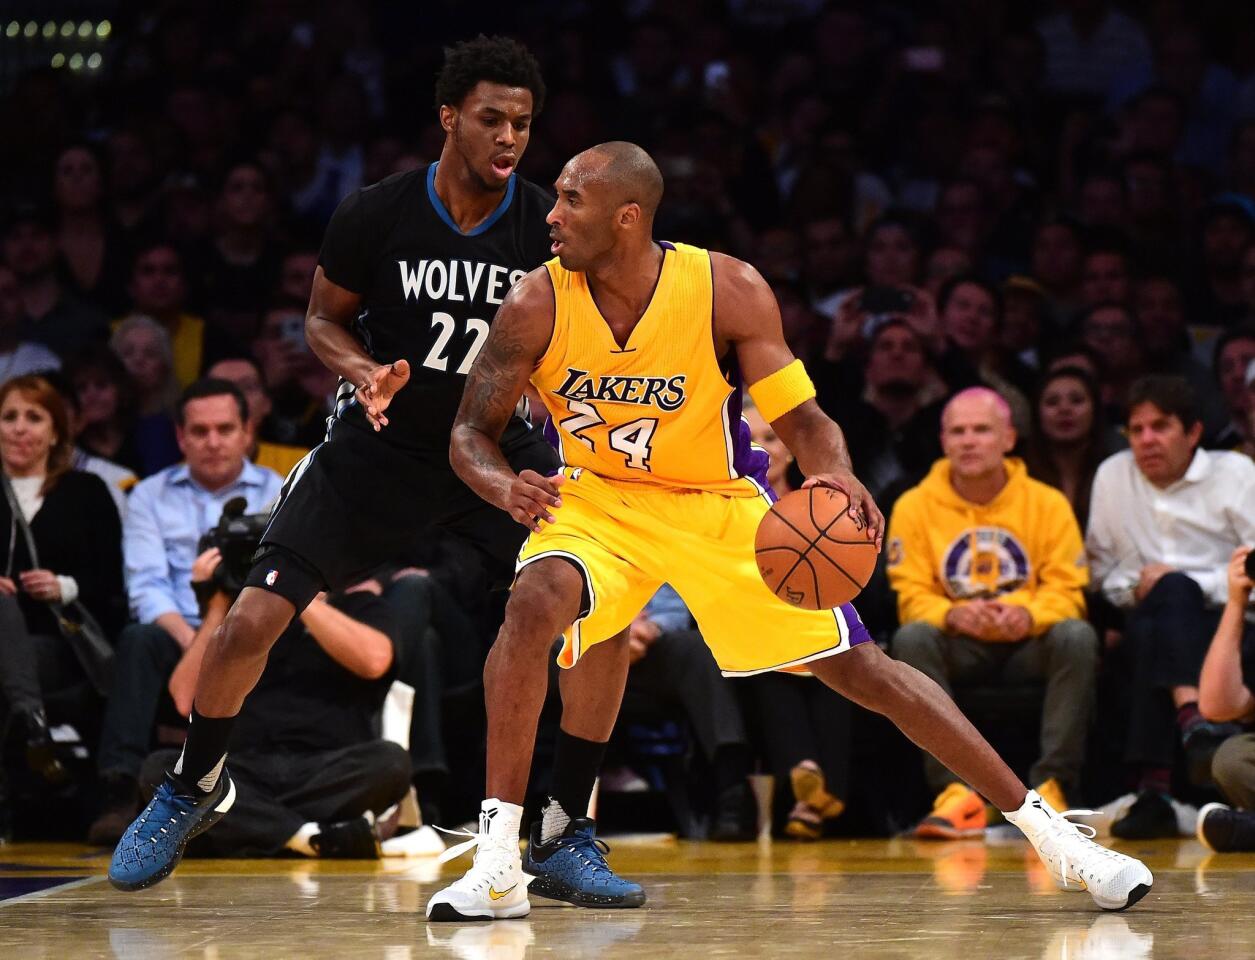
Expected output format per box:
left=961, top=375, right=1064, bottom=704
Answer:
left=1, top=835, right=1251, bottom=958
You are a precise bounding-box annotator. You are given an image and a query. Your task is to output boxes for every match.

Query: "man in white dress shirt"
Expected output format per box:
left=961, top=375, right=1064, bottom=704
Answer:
left=1088, top=375, right=1255, bottom=838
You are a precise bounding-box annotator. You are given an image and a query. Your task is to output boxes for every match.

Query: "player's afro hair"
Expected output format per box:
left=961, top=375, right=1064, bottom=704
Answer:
left=434, top=35, right=546, bottom=115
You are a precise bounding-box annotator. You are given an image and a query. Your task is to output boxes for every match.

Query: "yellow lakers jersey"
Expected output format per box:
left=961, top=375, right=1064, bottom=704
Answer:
left=534, top=242, right=769, bottom=497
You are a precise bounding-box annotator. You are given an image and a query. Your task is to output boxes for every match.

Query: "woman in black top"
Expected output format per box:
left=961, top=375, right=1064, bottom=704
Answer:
left=0, top=375, right=124, bottom=787
left=1024, top=365, right=1115, bottom=531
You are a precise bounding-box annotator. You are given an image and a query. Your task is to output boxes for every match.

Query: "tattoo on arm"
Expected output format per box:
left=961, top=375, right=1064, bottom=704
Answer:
left=459, top=326, right=529, bottom=437
left=451, top=267, right=553, bottom=502
left=452, top=318, right=539, bottom=500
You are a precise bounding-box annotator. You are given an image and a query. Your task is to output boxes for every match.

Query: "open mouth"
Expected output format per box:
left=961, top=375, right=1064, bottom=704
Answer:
left=491, top=155, right=516, bottom=178
left=550, top=237, right=564, bottom=254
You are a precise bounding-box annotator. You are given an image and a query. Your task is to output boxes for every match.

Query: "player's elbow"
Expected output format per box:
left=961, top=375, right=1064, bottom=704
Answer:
left=449, top=424, right=474, bottom=473
left=449, top=421, right=495, bottom=471
left=303, top=310, right=328, bottom=344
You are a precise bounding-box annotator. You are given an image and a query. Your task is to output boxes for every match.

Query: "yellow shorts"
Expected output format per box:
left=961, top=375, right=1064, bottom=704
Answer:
left=515, top=468, right=873, bottom=676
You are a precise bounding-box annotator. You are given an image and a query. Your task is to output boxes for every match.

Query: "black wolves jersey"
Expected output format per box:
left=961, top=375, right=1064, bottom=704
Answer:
left=318, top=163, right=553, bottom=454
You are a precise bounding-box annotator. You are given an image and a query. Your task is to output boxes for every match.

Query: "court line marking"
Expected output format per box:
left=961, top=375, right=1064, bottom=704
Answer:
left=0, top=875, right=106, bottom=906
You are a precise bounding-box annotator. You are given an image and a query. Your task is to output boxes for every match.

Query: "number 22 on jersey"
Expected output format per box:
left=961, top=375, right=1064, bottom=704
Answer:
left=420, top=312, right=489, bottom=375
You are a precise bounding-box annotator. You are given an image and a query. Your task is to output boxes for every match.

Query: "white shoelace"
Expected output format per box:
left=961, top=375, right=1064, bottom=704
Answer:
left=434, top=825, right=483, bottom=865
left=1042, top=809, right=1124, bottom=887
left=433, top=825, right=533, bottom=894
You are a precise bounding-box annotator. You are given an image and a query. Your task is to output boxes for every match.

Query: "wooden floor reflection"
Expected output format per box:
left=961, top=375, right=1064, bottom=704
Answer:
left=2, top=836, right=1252, bottom=958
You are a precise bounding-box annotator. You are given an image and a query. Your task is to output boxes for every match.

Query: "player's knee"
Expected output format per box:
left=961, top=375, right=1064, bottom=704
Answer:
left=215, top=594, right=289, bottom=660
left=826, top=644, right=899, bottom=704
left=502, top=562, right=584, bottom=640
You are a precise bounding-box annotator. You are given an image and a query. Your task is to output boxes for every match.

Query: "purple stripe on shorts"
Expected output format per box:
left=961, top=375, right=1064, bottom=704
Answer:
left=839, top=602, right=873, bottom=646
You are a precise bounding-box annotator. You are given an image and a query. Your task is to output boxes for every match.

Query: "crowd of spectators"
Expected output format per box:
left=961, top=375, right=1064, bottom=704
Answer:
left=7, top=0, right=1255, bottom=853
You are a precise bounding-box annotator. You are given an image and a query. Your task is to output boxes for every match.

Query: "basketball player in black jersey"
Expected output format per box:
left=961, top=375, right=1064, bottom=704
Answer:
left=109, top=37, right=642, bottom=907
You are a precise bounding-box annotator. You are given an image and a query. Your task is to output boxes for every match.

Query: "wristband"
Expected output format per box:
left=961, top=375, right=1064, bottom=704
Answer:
left=747, top=359, right=816, bottom=422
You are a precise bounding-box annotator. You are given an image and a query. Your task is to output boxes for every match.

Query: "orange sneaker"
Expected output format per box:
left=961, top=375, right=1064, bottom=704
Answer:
left=784, top=801, right=823, bottom=841
left=789, top=761, right=845, bottom=820
left=914, top=783, right=987, bottom=840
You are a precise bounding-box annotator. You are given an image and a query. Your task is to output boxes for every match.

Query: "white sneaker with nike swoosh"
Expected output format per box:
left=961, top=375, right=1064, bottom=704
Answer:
left=426, top=800, right=531, bottom=922
left=1005, top=790, right=1153, bottom=911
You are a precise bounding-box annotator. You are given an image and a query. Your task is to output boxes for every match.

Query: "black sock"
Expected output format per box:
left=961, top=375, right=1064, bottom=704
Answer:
left=173, top=708, right=236, bottom=794
left=550, top=728, right=608, bottom=827
left=713, top=744, right=752, bottom=794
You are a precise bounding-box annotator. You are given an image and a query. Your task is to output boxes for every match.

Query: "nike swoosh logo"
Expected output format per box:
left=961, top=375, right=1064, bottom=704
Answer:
left=488, top=884, right=517, bottom=900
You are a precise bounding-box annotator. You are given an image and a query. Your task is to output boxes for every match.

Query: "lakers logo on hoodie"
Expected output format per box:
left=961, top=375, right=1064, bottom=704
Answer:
left=941, top=527, right=1030, bottom=599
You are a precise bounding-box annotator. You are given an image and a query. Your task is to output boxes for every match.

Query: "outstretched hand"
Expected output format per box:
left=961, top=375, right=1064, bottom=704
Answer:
left=506, top=470, right=566, bottom=532
left=356, top=359, right=411, bottom=431
left=802, top=471, right=884, bottom=550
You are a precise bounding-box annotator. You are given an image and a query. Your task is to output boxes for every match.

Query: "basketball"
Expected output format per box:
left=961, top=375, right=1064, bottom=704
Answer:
left=754, top=486, right=879, bottom=610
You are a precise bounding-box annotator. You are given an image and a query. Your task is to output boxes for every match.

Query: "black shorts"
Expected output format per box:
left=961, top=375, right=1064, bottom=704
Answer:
left=247, top=418, right=557, bottom=612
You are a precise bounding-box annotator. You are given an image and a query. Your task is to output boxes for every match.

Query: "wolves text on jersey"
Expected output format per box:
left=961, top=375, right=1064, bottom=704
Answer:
left=397, top=259, right=527, bottom=306
left=554, top=366, right=687, bottom=411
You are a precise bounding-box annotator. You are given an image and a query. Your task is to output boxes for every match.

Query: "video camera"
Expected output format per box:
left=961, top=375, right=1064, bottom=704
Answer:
left=197, top=497, right=272, bottom=598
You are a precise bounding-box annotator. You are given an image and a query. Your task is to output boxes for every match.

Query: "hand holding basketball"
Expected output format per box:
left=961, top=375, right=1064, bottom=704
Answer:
left=755, top=486, right=881, bottom=610
left=802, top=470, right=884, bottom=549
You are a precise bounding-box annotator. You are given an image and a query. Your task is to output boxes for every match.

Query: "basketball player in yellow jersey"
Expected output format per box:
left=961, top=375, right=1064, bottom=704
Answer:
left=427, top=142, right=1152, bottom=921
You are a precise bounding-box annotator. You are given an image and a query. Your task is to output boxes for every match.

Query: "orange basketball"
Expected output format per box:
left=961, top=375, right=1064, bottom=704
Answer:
left=754, top=486, right=879, bottom=610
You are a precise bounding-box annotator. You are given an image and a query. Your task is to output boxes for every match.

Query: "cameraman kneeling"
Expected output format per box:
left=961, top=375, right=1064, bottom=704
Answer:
left=138, top=554, right=409, bottom=858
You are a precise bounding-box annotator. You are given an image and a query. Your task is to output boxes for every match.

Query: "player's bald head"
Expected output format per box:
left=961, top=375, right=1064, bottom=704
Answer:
left=571, top=141, right=664, bottom=218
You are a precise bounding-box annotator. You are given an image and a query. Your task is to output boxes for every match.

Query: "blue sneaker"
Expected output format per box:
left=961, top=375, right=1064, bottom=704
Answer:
left=108, top=771, right=236, bottom=891
left=522, top=818, right=645, bottom=908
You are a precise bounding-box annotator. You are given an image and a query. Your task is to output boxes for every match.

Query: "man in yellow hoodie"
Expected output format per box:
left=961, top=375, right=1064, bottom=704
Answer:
left=887, top=387, right=1098, bottom=839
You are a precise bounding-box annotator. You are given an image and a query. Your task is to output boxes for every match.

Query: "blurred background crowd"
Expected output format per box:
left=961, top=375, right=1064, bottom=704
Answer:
left=6, top=0, right=1255, bottom=860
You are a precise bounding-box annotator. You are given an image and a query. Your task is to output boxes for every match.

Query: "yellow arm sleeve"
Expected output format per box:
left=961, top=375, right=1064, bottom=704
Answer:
left=747, top=359, right=816, bottom=423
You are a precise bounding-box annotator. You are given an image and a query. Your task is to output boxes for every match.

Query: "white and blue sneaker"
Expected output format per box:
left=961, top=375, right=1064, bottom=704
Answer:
left=108, top=771, right=236, bottom=891
left=523, top=818, right=646, bottom=908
